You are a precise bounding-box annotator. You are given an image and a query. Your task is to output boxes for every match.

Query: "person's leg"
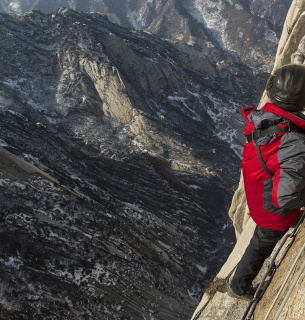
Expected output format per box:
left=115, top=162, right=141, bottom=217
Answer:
left=230, top=225, right=286, bottom=295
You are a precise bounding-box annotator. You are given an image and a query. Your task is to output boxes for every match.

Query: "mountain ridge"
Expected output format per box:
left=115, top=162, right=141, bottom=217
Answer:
left=0, top=0, right=292, bottom=73
left=0, top=8, right=248, bottom=319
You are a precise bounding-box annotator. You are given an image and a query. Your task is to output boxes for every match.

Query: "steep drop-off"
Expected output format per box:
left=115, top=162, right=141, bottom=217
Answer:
left=0, top=8, right=263, bottom=319
left=192, top=1, right=305, bottom=319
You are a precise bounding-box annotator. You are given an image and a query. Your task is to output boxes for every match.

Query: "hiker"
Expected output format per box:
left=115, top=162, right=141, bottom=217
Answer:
left=228, top=64, right=305, bottom=302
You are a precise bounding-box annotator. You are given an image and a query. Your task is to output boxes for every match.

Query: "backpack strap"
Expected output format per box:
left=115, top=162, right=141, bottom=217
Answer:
left=256, top=144, right=275, bottom=177
left=246, top=125, right=288, bottom=143
left=247, top=121, right=301, bottom=176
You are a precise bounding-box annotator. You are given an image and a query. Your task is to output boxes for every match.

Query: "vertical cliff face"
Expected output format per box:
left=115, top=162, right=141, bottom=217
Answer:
left=192, top=1, right=305, bottom=319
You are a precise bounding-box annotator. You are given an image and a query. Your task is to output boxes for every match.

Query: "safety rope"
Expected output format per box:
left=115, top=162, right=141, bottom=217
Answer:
left=264, top=241, right=305, bottom=319
left=192, top=210, right=305, bottom=320
left=273, top=257, right=305, bottom=319
left=241, top=210, right=305, bottom=320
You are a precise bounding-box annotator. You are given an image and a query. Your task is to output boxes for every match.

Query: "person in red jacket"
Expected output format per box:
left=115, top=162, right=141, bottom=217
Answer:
left=228, top=64, right=305, bottom=302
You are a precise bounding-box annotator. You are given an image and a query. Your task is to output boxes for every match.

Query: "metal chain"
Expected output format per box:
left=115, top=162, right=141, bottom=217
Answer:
left=193, top=210, right=305, bottom=320
left=242, top=210, right=305, bottom=320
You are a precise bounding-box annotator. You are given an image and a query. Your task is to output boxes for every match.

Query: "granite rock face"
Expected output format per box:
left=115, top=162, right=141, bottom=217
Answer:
left=0, top=8, right=264, bottom=320
left=0, top=0, right=292, bottom=73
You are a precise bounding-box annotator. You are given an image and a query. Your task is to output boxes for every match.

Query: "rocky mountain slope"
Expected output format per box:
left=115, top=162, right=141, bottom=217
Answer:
left=192, top=1, right=305, bottom=319
left=0, top=7, right=263, bottom=320
left=0, top=0, right=292, bottom=73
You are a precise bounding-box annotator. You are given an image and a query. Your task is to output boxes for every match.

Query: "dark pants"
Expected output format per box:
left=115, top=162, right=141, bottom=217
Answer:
left=230, top=225, right=287, bottom=295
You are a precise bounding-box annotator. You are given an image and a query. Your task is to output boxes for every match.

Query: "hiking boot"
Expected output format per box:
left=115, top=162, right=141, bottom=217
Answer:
left=227, top=286, right=255, bottom=302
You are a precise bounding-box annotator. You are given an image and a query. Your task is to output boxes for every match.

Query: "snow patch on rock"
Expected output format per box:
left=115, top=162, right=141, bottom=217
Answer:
left=8, top=1, right=22, bottom=13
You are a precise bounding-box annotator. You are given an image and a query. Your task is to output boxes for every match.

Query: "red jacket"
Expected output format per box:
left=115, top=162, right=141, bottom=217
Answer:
left=242, top=103, right=305, bottom=231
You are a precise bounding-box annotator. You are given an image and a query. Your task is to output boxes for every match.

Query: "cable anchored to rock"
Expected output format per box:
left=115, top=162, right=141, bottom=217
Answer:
left=192, top=211, right=305, bottom=320
left=241, top=210, right=305, bottom=320
left=264, top=237, right=305, bottom=319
